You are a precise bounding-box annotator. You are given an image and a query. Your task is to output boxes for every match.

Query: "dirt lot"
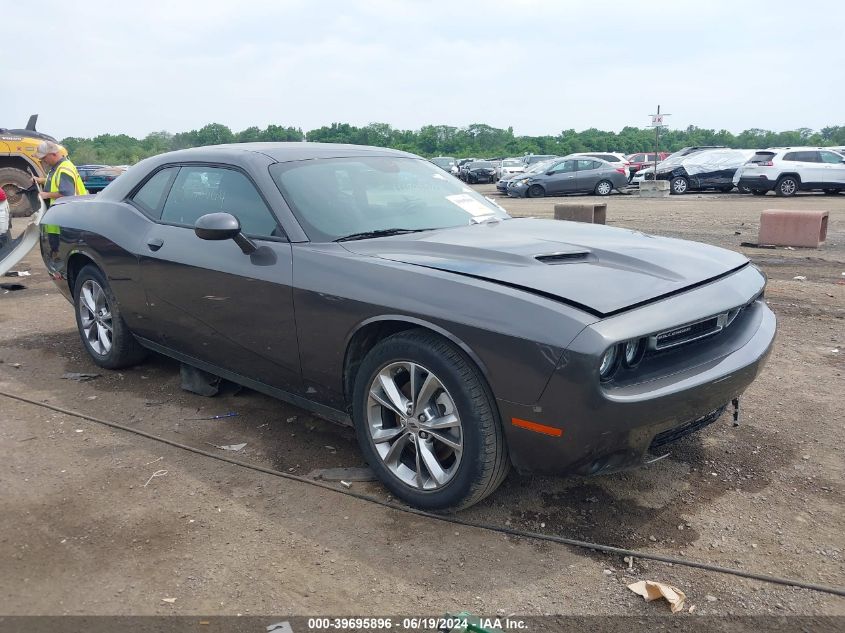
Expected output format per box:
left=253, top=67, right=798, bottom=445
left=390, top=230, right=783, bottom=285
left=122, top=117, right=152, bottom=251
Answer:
left=1, top=190, right=843, bottom=620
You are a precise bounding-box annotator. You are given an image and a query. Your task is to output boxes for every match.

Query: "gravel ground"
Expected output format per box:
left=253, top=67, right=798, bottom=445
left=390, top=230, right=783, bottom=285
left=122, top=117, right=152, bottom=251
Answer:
left=0, top=190, right=842, bottom=620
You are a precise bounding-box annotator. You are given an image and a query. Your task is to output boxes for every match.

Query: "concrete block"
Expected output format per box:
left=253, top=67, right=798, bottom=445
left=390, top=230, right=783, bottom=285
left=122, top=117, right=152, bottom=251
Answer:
left=638, top=181, right=670, bottom=198
left=554, top=203, right=607, bottom=224
left=758, top=209, right=829, bottom=248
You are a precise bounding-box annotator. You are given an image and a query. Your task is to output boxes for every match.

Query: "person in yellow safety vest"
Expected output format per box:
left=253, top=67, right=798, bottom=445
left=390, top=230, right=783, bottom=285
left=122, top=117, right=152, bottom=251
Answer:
left=32, top=140, right=87, bottom=259
left=32, top=140, right=88, bottom=205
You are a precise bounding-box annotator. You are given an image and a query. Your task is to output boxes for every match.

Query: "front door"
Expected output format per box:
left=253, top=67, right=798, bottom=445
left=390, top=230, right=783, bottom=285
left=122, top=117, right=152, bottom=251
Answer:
left=544, top=159, right=578, bottom=194
left=818, top=150, right=845, bottom=187
left=139, top=165, right=302, bottom=393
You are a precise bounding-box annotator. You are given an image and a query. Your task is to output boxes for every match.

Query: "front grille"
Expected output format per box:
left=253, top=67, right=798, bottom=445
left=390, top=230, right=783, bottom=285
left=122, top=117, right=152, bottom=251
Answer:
left=649, top=405, right=727, bottom=450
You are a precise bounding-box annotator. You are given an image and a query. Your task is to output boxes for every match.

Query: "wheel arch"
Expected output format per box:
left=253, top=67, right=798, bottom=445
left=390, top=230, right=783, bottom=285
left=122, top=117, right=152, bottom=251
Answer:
left=342, top=315, right=492, bottom=406
left=66, top=250, right=103, bottom=296
left=776, top=172, right=802, bottom=184
left=0, top=154, right=42, bottom=174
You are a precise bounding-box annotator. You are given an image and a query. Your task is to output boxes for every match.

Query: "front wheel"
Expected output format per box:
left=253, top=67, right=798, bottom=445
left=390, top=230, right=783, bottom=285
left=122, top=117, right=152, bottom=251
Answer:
left=73, top=264, right=147, bottom=369
left=527, top=184, right=545, bottom=198
left=352, top=330, right=509, bottom=511
left=670, top=176, right=689, bottom=194
left=776, top=176, right=798, bottom=197
left=594, top=180, right=613, bottom=196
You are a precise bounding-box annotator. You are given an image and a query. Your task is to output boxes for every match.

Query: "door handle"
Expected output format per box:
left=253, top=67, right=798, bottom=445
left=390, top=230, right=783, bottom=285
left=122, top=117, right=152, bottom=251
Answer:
left=147, top=238, right=164, bottom=252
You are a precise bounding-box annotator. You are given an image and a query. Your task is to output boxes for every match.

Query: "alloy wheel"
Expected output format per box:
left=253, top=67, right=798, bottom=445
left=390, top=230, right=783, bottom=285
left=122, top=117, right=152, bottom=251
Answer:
left=366, top=361, right=463, bottom=491
left=779, top=178, right=797, bottom=196
left=672, top=177, right=688, bottom=194
left=78, top=279, right=113, bottom=356
left=596, top=180, right=612, bottom=196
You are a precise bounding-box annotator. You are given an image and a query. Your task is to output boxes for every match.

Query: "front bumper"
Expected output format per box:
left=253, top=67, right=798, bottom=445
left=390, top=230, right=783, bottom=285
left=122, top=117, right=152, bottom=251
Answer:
left=507, top=181, right=530, bottom=197
left=497, top=266, right=776, bottom=476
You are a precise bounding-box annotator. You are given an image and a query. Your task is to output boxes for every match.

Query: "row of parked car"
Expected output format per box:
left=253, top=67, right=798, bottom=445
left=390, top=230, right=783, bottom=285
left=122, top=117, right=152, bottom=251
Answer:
left=432, top=144, right=845, bottom=198
left=77, top=164, right=129, bottom=193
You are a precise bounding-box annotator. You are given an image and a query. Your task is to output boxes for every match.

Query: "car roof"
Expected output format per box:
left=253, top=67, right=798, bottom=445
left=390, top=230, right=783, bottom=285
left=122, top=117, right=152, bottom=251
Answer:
left=156, top=142, right=419, bottom=163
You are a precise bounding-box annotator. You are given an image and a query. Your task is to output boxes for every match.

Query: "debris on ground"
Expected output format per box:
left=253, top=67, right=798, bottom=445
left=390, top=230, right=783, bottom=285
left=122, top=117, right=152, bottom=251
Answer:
left=62, top=372, right=101, bottom=382
left=143, top=470, right=168, bottom=487
left=307, top=466, right=377, bottom=482
left=739, top=242, right=776, bottom=249
left=793, top=275, right=807, bottom=281
left=340, top=480, right=352, bottom=489
left=179, top=363, right=221, bottom=397
left=205, top=442, right=246, bottom=452
left=161, top=597, right=176, bottom=604
left=3, top=270, right=31, bottom=277
left=1, top=283, right=27, bottom=292
left=627, top=580, right=687, bottom=613
left=185, top=412, right=238, bottom=420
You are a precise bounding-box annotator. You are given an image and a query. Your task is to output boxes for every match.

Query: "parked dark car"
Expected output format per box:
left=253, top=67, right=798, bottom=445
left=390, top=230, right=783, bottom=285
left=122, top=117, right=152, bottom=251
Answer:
left=463, top=161, right=497, bottom=184
left=77, top=164, right=109, bottom=187
left=85, top=166, right=129, bottom=193
left=31, top=143, right=776, bottom=511
left=508, top=156, right=628, bottom=197
left=654, top=149, right=754, bottom=194
left=456, top=158, right=478, bottom=181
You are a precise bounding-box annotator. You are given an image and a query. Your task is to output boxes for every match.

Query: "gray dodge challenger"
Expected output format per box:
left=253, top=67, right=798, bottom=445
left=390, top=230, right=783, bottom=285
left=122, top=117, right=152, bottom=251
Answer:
left=35, top=143, right=776, bottom=510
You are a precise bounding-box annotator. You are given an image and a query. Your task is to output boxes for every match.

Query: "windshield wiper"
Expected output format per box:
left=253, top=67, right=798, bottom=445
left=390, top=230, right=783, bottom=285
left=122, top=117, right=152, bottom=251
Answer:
left=334, top=228, right=435, bottom=242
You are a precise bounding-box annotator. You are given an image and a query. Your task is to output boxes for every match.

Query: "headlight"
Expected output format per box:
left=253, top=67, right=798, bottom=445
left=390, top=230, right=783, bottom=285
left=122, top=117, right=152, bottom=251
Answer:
left=599, top=345, right=619, bottom=382
left=622, top=338, right=646, bottom=368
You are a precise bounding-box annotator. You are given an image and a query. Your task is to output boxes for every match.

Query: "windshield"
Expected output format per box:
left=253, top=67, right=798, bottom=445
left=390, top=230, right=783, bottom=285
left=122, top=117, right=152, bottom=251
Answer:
left=270, top=157, right=510, bottom=242
left=502, top=159, right=521, bottom=167
left=525, top=158, right=557, bottom=174
left=469, top=161, right=494, bottom=169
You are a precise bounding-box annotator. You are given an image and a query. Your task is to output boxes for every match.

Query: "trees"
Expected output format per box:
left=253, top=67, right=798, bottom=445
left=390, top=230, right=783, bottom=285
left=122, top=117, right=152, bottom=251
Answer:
left=61, top=121, right=845, bottom=165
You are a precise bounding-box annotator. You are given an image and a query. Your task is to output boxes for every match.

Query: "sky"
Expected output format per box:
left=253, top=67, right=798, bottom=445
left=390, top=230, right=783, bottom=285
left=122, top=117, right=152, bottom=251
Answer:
left=3, top=0, right=844, bottom=140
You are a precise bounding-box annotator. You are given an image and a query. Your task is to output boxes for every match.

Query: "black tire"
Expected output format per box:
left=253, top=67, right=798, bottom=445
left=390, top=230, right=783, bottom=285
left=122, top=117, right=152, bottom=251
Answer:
left=594, top=179, right=613, bottom=196
left=527, top=184, right=545, bottom=198
left=670, top=176, right=689, bottom=195
left=0, top=167, right=39, bottom=217
left=352, top=330, right=509, bottom=512
left=751, top=189, right=767, bottom=196
left=73, top=264, right=147, bottom=369
left=720, top=186, right=734, bottom=193
left=775, top=176, right=798, bottom=197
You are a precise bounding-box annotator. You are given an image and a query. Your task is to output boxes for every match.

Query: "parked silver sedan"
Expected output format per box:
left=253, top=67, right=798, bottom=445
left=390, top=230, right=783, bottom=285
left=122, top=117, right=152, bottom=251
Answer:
left=508, top=156, right=629, bottom=197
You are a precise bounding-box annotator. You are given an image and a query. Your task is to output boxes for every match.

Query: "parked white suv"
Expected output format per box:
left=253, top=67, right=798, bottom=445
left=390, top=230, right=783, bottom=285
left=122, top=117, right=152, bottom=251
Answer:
left=735, top=147, right=845, bottom=196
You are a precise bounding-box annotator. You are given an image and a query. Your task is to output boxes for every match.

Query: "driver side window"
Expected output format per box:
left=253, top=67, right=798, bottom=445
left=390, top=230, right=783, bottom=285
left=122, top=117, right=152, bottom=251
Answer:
left=160, top=166, right=282, bottom=238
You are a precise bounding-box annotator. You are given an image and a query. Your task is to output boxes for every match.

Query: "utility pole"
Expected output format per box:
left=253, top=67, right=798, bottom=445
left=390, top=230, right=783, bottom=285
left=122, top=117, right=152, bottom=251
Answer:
left=650, top=106, right=671, bottom=174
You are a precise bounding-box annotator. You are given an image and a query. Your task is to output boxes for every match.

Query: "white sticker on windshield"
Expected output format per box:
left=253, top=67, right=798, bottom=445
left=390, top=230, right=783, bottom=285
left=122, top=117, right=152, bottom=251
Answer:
left=446, top=193, right=496, bottom=217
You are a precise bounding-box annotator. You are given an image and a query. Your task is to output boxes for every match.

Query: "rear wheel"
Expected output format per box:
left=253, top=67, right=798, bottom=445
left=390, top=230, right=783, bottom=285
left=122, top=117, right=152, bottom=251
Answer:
left=670, top=176, right=689, bottom=194
left=0, top=167, right=39, bottom=217
left=527, top=184, right=545, bottom=198
left=594, top=180, right=613, bottom=196
left=352, top=330, right=509, bottom=511
left=776, top=176, right=798, bottom=197
left=73, top=264, right=147, bottom=369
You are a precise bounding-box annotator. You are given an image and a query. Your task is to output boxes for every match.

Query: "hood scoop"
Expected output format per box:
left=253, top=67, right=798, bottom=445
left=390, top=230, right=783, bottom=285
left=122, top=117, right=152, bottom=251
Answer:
left=535, top=251, right=591, bottom=264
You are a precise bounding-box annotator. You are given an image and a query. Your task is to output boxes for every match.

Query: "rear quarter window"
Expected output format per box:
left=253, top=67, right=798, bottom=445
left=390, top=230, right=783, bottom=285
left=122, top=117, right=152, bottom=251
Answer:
left=130, top=167, right=178, bottom=218
left=749, top=152, right=776, bottom=164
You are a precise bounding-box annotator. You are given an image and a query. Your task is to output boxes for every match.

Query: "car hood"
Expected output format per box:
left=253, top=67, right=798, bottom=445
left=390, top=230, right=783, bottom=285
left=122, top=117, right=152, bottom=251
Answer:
left=342, top=218, right=748, bottom=317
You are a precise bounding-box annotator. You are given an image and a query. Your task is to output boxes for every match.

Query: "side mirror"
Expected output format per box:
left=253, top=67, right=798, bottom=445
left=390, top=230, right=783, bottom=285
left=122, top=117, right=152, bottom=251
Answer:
left=194, top=212, right=256, bottom=254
